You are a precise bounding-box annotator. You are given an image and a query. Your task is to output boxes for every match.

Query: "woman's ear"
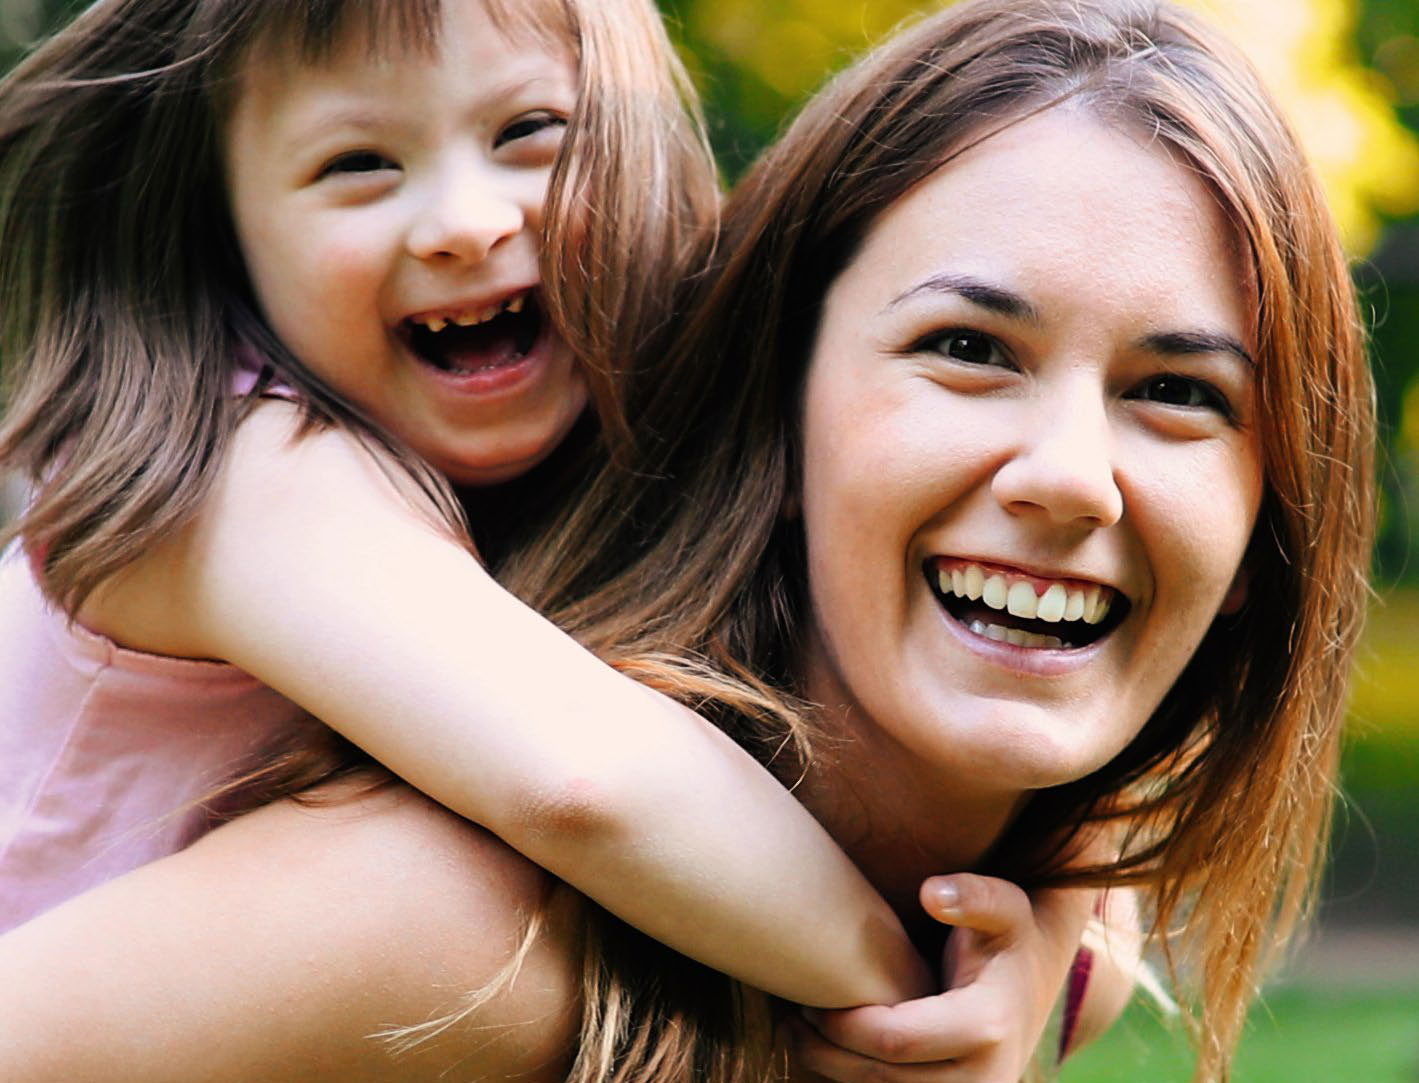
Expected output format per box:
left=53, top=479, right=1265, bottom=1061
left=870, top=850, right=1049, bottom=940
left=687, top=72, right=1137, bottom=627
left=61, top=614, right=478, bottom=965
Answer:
left=1219, top=566, right=1249, bottom=615
left=780, top=478, right=801, bottom=521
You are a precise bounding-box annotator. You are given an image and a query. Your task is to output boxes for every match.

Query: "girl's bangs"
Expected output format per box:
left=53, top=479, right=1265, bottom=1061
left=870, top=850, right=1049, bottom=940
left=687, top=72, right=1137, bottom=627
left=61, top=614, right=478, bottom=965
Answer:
left=242, top=0, right=574, bottom=65
left=483, top=0, right=578, bottom=58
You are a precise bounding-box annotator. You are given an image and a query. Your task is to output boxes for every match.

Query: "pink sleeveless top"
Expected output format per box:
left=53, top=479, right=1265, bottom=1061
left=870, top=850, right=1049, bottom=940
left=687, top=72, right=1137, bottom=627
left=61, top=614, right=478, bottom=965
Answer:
left=0, top=541, right=313, bottom=932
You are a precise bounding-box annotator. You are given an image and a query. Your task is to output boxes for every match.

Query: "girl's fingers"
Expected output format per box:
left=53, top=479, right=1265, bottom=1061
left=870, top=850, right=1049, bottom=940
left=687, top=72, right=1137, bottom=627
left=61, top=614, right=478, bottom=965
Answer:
left=919, top=873, right=1034, bottom=942
left=800, top=984, right=1004, bottom=1065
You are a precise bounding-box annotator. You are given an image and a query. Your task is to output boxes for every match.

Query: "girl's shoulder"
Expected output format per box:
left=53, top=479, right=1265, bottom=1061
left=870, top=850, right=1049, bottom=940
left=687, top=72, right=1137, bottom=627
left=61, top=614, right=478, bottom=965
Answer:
left=217, top=398, right=455, bottom=550
left=79, top=399, right=456, bottom=658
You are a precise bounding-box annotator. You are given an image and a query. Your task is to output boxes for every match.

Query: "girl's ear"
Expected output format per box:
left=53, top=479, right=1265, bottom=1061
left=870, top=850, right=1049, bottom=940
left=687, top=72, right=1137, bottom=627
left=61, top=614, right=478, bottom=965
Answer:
left=1219, top=566, right=1249, bottom=615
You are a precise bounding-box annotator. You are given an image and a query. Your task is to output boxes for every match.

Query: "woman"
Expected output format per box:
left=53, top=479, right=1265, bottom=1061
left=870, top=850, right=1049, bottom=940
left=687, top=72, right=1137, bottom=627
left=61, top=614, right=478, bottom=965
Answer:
left=0, top=2, right=1371, bottom=1081
left=539, top=2, right=1368, bottom=1076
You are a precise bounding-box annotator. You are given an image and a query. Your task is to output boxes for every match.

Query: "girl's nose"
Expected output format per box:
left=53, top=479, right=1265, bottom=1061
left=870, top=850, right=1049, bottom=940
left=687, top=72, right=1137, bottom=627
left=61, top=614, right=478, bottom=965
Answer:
left=407, top=175, right=524, bottom=264
left=990, top=388, right=1123, bottom=529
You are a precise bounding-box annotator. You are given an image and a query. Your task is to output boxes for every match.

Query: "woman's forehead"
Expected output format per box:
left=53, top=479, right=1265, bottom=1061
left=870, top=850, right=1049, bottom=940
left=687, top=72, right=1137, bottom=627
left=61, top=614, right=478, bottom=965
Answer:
left=843, top=109, right=1249, bottom=338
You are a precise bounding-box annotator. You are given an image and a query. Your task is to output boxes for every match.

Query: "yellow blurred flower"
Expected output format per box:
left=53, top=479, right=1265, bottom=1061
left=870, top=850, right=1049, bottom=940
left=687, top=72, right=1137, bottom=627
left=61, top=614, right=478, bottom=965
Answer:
left=1188, top=0, right=1419, bottom=253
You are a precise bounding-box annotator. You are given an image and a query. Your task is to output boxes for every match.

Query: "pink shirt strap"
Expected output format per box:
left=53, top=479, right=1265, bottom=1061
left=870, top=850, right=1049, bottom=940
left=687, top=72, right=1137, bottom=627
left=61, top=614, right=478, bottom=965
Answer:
left=1057, top=944, right=1094, bottom=1062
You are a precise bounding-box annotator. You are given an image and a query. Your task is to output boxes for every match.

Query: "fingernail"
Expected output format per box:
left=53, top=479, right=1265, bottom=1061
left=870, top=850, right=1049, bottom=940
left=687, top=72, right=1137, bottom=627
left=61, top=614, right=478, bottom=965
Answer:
left=930, top=881, right=960, bottom=913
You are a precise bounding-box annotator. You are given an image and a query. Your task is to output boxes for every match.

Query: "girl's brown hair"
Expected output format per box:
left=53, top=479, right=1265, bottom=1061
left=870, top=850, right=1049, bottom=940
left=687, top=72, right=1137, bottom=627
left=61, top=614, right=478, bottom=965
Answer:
left=0, top=3, right=731, bottom=1079
left=515, top=1, right=1373, bottom=1078
left=0, top=0, right=719, bottom=610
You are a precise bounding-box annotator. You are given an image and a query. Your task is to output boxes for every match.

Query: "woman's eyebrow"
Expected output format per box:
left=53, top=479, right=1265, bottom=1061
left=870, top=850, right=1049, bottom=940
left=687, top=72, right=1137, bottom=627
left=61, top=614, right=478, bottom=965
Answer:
left=884, top=272, right=1041, bottom=324
left=1140, top=330, right=1255, bottom=367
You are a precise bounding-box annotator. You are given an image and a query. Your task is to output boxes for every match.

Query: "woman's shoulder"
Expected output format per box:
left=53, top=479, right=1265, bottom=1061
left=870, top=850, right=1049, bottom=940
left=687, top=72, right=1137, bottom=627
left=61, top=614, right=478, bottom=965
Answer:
left=0, top=777, right=582, bottom=1083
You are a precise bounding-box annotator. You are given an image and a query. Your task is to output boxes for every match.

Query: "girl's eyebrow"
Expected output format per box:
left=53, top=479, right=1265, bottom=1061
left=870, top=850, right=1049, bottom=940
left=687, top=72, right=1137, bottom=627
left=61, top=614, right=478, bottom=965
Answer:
left=292, top=105, right=387, bottom=136
left=884, top=272, right=1041, bottom=324
left=1139, top=330, right=1254, bottom=368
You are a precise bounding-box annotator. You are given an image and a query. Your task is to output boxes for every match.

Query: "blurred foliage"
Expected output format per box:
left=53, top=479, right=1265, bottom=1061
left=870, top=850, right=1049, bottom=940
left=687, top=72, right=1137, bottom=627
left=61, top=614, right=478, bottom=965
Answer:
left=663, top=0, right=1419, bottom=248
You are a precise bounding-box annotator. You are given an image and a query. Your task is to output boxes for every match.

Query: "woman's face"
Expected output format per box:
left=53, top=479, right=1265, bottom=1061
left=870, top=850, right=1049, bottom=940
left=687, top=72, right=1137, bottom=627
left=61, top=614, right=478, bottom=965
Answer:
left=797, top=107, right=1263, bottom=802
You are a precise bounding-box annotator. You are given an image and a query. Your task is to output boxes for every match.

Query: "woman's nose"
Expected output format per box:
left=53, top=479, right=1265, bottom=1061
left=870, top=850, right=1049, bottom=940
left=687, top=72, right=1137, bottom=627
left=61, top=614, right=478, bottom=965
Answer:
left=406, top=172, right=524, bottom=264
left=990, top=386, right=1123, bottom=529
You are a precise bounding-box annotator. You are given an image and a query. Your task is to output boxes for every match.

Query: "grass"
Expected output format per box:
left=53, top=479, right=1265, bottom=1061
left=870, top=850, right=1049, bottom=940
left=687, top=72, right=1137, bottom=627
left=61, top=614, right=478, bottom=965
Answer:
left=1059, top=986, right=1419, bottom=1082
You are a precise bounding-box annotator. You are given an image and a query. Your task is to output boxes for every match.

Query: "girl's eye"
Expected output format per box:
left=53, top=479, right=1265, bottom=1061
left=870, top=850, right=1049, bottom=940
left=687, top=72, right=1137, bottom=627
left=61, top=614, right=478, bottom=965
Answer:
left=318, top=150, right=398, bottom=178
left=1131, top=374, right=1232, bottom=417
left=495, top=112, right=567, bottom=149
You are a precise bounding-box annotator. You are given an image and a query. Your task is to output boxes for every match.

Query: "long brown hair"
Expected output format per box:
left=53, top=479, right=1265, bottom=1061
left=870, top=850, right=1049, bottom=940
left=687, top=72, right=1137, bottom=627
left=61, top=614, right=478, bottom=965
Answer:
left=0, top=3, right=736, bottom=1080
left=0, top=0, right=718, bottom=610
left=517, top=1, right=1373, bottom=1078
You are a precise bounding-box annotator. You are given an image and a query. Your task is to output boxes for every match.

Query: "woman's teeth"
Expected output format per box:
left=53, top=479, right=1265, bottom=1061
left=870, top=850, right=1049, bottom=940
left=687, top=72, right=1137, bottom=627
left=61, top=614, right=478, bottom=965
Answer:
left=966, top=621, right=1065, bottom=649
left=937, top=564, right=1112, bottom=624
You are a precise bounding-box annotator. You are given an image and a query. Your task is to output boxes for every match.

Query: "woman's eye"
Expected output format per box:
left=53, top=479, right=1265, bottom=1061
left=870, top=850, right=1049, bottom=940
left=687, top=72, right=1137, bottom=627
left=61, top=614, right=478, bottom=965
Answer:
left=919, top=330, right=1010, bottom=368
left=1132, top=374, right=1231, bottom=415
left=495, top=112, right=567, bottom=149
left=318, top=151, right=398, bottom=178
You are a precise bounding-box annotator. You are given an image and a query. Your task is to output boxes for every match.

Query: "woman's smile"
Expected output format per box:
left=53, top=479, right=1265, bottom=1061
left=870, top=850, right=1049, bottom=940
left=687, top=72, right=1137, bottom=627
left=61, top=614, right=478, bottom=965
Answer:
left=927, top=557, right=1125, bottom=651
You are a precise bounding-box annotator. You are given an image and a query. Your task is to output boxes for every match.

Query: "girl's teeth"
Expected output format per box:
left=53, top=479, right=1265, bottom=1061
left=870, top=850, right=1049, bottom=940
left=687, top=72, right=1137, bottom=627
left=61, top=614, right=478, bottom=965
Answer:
left=418, top=293, right=528, bottom=331
left=1064, top=589, right=1086, bottom=622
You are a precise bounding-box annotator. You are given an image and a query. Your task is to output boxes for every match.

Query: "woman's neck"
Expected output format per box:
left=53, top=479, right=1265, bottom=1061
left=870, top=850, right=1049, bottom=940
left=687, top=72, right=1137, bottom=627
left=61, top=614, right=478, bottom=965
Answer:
left=794, top=654, right=1028, bottom=947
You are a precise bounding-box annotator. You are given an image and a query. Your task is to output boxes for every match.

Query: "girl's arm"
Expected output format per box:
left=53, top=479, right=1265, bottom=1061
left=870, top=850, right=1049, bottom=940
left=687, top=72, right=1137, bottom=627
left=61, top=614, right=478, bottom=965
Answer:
left=81, top=401, right=930, bottom=1008
left=0, top=782, right=584, bottom=1083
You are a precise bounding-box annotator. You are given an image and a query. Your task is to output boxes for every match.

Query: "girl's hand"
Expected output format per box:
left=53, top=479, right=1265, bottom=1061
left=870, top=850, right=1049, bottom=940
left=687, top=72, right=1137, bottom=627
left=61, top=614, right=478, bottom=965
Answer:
left=791, top=873, right=1095, bottom=1083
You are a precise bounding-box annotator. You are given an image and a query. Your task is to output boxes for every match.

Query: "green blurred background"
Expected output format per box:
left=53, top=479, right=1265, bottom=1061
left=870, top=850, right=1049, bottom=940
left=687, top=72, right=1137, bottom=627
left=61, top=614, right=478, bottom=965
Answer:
left=2, top=0, right=1417, bottom=1075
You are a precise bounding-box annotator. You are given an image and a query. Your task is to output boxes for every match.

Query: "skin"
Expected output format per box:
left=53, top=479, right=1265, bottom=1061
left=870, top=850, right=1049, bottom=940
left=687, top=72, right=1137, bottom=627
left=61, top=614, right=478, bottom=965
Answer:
left=226, top=0, right=586, bottom=486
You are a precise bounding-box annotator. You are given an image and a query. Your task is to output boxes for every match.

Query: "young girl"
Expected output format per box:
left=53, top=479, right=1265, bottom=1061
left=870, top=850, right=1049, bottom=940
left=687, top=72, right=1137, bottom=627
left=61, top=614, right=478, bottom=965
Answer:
left=0, top=0, right=945, bottom=1001
left=0, top=0, right=1123, bottom=1060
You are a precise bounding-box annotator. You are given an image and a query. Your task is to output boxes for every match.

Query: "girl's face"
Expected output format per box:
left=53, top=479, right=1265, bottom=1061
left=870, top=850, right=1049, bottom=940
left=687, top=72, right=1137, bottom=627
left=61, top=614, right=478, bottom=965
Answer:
left=225, top=0, right=584, bottom=486
left=797, top=107, right=1263, bottom=804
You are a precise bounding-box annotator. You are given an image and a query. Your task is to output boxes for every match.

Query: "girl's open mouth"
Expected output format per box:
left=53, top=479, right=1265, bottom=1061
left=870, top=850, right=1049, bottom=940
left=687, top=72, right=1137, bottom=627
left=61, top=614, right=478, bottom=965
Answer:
left=925, top=558, right=1128, bottom=650
left=402, top=289, right=544, bottom=376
